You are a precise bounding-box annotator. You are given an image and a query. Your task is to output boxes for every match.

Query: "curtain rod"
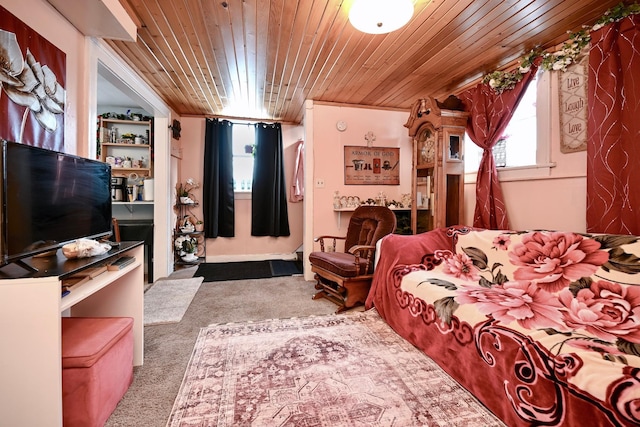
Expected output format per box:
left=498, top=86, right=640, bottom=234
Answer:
left=180, top=114, right=300, bottom=126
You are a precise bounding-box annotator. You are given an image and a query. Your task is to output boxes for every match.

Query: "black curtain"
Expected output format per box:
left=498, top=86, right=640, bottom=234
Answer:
left=203, top=118, right=235, bottom=237
left=251, top=123, right=290, bottom=236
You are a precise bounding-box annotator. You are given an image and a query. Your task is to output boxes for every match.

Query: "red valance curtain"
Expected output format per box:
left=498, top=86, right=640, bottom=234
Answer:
left=587, top=14, right=640, bottom=234
left=459, top=62, right=539, bottom=229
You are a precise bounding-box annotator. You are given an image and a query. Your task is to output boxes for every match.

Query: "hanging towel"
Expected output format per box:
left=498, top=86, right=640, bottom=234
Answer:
left=290, top=139, right=304, bottom=202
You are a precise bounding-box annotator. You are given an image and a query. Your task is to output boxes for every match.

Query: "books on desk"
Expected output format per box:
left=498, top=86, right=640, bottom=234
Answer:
left=62, top=265, right=109, bottom=294
left=107, top=256, right=135, bottom=271
left=60, top=256, right=136, bottom=297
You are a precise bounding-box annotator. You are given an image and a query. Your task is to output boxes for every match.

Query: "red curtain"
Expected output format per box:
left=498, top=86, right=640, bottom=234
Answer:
left=460, top=62, right=539, bottom=229
left=587, top=15, right=640, bottom=234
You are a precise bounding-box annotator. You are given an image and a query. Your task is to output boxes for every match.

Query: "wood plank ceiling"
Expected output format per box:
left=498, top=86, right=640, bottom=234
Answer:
left=109, top=0, right=624, bottom=124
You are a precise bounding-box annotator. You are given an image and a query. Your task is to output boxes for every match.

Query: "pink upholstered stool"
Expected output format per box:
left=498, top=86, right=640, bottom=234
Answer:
left=61, top=317, right=134, bottom=427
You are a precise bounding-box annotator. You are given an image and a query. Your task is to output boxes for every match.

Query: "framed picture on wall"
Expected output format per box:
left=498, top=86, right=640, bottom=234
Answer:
left=0, top=5, right=66, bottom=152
left=344, top=146, right=399, bottom=185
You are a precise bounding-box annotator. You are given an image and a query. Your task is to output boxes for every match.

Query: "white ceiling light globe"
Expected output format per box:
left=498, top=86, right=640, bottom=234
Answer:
left=348, top=0, right=414, bottom=34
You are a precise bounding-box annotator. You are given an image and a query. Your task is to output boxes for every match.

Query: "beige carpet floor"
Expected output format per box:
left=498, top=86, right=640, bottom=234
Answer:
left=167, top=310, right=504, bottom=427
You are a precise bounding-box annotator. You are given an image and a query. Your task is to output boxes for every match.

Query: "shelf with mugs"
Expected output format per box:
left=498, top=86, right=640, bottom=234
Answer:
left=98, top=116, right=153, bottom=179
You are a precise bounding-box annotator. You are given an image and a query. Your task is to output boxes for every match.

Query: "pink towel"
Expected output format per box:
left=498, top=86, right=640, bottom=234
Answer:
left=290, top=139, right=304, bottom=202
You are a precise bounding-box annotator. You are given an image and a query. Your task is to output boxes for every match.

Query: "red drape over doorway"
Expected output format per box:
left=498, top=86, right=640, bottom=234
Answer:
left=587, top=14, right=640, bottom=235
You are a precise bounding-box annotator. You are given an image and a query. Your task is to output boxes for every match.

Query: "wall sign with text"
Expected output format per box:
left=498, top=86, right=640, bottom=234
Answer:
left=559, top=56, right=588, bottom=153
left=344, top=146, right=399, bottom=185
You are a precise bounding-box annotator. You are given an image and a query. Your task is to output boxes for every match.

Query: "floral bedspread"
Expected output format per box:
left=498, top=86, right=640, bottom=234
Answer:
left=366, top=226, right=640, bottom=427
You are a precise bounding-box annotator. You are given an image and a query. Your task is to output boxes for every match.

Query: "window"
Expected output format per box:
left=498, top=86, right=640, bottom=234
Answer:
left=232, top=124, right=255, bottom=192
left=464, top=70, right=553, bottom=181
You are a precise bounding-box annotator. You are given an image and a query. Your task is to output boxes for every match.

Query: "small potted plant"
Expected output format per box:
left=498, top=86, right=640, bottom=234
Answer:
left=174, top=235, right=198, bottom=262
left=177, top=178, right=200, bottom=204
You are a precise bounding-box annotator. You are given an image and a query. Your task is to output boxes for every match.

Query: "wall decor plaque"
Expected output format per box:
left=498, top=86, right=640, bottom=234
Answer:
left=559, top=55, right=588, bottom=153
left=344, top=146, right=399, bottom=185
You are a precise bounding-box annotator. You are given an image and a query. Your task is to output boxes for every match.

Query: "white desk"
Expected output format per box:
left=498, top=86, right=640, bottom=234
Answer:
left=0, top=242, right=144, bottom=427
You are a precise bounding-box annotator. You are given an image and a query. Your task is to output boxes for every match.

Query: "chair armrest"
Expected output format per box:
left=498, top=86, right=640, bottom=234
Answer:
left=348, top=244, right=377, bottom=274
left=348, top=244, right=376, bottom=255
left=314, top=235, right=346, bottom=252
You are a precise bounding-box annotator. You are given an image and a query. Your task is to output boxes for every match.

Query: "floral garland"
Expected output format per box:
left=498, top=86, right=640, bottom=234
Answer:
left=483, top=2, right=640, bottom=93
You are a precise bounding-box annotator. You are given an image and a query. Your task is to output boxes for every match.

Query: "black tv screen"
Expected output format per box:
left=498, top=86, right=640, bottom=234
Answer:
left=1, top=140, right=112, bottom=265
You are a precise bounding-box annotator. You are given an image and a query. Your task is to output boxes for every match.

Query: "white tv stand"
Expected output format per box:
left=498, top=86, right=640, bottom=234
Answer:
left=0, top=241, right=144, bottom=427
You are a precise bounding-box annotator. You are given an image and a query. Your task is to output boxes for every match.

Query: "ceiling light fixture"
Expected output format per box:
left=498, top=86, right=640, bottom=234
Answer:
left=348, top=0, right=414, bottom=34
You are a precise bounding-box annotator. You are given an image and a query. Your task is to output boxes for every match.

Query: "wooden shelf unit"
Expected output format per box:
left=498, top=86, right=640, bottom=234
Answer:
left=99, top=117, right=153, bottom=178
left=174, top=202, right=206, bottom=267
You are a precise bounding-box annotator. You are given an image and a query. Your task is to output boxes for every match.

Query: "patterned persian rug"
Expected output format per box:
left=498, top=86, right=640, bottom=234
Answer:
left=167, top=310, right=504, bottom=426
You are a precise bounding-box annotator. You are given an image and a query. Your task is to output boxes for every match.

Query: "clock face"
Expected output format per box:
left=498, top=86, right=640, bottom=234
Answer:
left=336, top=120, right=347, bottom=132
left=418, top=128, right=436, bottom=164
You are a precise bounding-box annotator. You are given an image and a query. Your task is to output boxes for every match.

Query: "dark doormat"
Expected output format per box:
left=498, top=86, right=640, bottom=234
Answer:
left=195, top=260, right=302, bottom=282
left=269, top=260, right=303, bottom=277
left=195, top=261, right=272, bottom=282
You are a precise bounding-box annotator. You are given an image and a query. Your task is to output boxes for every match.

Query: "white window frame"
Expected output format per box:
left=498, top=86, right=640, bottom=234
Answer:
left=232, top=123, right=255, bottom=199
left=464, top=70, right=555, bottom=184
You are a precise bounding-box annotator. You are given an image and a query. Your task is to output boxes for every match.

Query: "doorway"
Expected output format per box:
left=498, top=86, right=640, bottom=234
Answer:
left=89, top=39, right=173, bottom=282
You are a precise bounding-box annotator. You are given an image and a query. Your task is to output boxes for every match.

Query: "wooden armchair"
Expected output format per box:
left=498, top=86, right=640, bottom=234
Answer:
left=309, top=205, right=396, bottom=313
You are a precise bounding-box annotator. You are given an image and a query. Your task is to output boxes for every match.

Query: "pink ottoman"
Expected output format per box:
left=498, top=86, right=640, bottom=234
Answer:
left=61, top=317, right=134, bottom=427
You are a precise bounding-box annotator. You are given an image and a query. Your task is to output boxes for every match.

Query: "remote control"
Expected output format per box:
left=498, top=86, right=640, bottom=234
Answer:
left=107, top=256, right=135, bottom=271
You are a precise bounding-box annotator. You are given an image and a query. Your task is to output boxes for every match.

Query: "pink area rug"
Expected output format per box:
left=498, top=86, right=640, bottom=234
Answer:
left=167, top=310, right=504, bottom=426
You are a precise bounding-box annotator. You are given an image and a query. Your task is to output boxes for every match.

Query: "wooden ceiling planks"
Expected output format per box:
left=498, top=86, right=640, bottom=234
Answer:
left=112, top=0, right=628, bottom=123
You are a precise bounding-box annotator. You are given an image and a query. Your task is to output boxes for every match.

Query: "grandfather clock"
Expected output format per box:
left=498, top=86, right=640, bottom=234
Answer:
left=404, top=96, right=468, bottom=234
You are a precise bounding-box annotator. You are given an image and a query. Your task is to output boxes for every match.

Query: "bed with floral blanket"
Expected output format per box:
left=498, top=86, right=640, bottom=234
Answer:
left=365, top=226, right=640, bottom=427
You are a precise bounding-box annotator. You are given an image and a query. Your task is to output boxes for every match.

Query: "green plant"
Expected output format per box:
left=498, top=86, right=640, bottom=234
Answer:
left=174, top=235, right=197, bottom=254
left=182, top=238, right=196, bottom=254
left=177, top=178, right=200, bottom=197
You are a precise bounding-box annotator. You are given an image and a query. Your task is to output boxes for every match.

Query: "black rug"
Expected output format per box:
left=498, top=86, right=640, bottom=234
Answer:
left=269, top=259, right=303, bottom=277
left=195, top=260, right=302, bottom=282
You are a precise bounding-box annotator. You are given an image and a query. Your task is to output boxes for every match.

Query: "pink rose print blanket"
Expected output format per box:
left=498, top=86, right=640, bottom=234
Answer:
left=366, top=226, right=640, bottom=427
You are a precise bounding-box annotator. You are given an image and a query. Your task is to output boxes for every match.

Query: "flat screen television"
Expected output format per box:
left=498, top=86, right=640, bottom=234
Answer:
left=1, top=140, right=112, bottom=267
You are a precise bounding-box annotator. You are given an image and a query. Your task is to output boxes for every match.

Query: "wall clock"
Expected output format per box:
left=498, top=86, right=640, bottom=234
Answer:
left=336, top=120, right=348, bottom=132
left=418, top=127, right=436, bottom=165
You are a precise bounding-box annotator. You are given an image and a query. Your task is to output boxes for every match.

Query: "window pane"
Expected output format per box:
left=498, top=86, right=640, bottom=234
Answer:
left=465, top=73, right=538, bottom=172
left=232, top=124, right=254, bottom=191
left=503, top=74, right=537, bottom=167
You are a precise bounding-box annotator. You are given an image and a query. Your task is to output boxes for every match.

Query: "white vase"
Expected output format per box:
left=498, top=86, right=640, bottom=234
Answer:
left=182, top=253, right=198, bottom=262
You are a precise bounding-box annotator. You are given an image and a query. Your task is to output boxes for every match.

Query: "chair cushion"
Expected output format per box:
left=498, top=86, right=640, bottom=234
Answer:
left=309, top=251, right=370, bottom=278
left=345, top=206, right=397, bottom=250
